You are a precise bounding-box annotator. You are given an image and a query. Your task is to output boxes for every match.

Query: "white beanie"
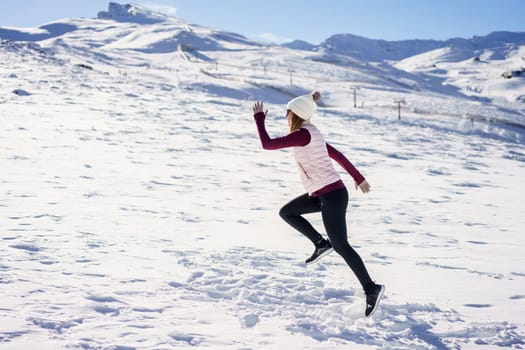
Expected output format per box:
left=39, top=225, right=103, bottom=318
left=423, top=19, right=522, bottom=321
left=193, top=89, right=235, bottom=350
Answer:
left=287, top=94, right=317, bottom=120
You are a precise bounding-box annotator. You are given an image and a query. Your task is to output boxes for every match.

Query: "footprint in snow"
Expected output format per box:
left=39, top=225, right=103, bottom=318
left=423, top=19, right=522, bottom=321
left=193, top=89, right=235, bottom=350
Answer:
left=464, top=303, right=492, bottom=308
left=9, top=244, right=41, bottom=252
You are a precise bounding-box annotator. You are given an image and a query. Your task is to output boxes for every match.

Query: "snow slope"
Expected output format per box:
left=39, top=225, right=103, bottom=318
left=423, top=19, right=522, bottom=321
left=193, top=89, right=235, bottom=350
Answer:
left=396, top=45, right=525, bottom=105
left=1, top=3, right=525, bottom=349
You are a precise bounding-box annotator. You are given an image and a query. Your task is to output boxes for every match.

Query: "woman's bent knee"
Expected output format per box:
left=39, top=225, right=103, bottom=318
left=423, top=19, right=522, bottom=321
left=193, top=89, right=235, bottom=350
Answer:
left=279, top=207, right=289, bottom=220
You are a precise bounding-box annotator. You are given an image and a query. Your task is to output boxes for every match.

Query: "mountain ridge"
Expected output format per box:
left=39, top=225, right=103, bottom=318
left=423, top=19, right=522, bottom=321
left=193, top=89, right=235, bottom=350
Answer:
left=284, top=31, right=525, bottom=62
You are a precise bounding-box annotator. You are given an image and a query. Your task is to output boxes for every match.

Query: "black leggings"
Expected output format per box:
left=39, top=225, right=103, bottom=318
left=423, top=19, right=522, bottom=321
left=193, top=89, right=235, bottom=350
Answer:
left=279, top=187, right=373, bottom=288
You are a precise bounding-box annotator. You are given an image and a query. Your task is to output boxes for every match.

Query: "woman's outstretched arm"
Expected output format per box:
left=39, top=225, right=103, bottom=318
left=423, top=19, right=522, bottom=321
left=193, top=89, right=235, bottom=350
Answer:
left=326, top=143, right=370, bottom=193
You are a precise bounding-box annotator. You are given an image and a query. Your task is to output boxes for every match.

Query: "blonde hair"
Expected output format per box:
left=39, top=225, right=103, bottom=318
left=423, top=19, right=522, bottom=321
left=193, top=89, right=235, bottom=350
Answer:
left=289, top=111, right=304, bottom=133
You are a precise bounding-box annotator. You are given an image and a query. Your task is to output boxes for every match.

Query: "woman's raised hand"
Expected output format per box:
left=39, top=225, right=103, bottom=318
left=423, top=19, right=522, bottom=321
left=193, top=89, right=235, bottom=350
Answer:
left=253, top=101, right=267, bottom=116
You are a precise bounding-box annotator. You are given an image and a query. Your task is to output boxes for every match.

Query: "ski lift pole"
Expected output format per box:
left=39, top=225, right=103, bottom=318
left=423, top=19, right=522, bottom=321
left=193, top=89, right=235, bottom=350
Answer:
left=394, top=98, right=405, bottom=120
left=351, top=87, right=360, bottom=108
left=288, top=69, right=295, bottom=85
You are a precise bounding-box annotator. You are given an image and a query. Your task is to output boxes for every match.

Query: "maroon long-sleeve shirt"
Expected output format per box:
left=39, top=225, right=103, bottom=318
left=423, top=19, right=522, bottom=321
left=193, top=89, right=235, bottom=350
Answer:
left=254, top=112, right=365, bottom=196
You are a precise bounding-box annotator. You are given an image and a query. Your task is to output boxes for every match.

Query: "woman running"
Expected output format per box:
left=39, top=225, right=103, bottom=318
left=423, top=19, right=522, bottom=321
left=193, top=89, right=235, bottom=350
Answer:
left=252, top=92, right=384, bottom=317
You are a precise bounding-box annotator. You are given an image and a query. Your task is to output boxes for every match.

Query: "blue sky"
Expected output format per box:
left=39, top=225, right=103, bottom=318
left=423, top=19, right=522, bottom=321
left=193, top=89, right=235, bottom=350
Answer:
left=1, top=0, right=524, bottom=43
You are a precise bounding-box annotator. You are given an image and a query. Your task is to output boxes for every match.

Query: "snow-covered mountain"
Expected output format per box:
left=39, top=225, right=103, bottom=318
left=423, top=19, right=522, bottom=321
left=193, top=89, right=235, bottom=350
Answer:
left=284, top=31, right=525, bottom=105
left=1, top=3, right=525, bottom=349
left=0, top=3, right=259, bottom=54
left=290, top=31, right=525, bottom=62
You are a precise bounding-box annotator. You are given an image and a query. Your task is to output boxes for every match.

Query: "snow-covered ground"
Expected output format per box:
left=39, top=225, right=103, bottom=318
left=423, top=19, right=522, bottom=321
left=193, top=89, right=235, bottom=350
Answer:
left=1, top=3, right=525, bottom=349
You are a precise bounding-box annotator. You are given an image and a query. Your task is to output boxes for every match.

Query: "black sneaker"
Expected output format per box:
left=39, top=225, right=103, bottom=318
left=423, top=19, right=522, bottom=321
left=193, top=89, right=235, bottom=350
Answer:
left=305, top=239, right=333, bottom=265
left=365, top=284, right=385, bottom=317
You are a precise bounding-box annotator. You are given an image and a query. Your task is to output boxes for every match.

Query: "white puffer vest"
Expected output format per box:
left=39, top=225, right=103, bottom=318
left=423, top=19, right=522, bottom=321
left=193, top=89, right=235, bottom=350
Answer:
left=293, top=124, right=341, bottom=195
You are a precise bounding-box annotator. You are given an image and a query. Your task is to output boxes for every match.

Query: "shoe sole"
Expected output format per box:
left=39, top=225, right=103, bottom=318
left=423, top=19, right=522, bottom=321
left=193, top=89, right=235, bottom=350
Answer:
left=305, top=247, right=333, bottom=265
left=366, top=285, right=385, bottom=318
